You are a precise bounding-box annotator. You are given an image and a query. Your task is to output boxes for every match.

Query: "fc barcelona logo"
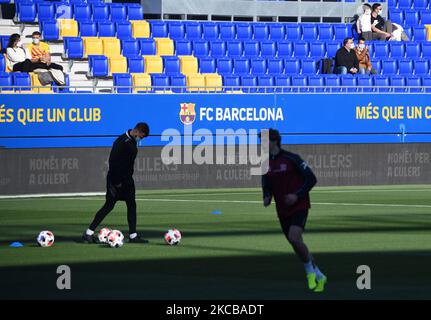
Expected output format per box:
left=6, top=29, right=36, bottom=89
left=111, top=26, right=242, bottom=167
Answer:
left=179, top=103, right=196, bottom=125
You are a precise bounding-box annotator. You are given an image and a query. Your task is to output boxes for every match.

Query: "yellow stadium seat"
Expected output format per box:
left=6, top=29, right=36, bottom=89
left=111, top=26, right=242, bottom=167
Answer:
left=143, top=55, right=163, bottom=74
left=108, top=56, right=127, bottom=75
left=102, top=38, right=121, bottom=57
left=83, top=37, right=103, bottom=57
left=186, top=74, right=205, bottom=92
left=29, top=72, right=52, bottom=93
left=204, top=73, right=222, bottom=92
left=154, top=38, right=174, bottom=56
left=58, top=19, right=78, bottom=38
left=425, top=24, right=431, bottom=41
left=130, top=20, right=150, bottom=38
left=131, top=73, right=151, bottom=92
left=179, top=56, right=198, bottom=75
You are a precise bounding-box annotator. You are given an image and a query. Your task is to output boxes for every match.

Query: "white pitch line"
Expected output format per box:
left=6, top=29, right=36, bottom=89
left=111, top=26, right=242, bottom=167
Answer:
left=55, top=197, right=431, bottom=208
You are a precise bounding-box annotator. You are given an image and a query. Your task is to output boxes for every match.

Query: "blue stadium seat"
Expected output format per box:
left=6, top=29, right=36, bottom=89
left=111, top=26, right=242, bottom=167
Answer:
left=274, top=75, right=291, bottom=92
left=267, top=58, right=284, bottom=74
left=223, top=75, right=240, bottom=89
left=309, top=42, right=325, bottom=58
left=171, top=74, right=187, bottom=93
left=406, top=76, right=422, bottom=92
left=0, top=55, right=5, bottom=72
left=387, top=0, right=397, bottom=8
left=41, top=20, right=59, bottom=40
left=251, top=58, right=267, bottom=74
left=318, top=24, right=334, bottom=40
left=210, top=40, right=227, bottom=57
left=199, top=57, right=216, bottom=73
left=371, top=58, right=382, bottom=73
left=293, top=41, right=309, bottom=57
left=151, top=74, right=170, bottom=90
left=126, top=3, right=143, bottom=20
left=325, top=75, right=341, bottom=92
left=389, top=42, right=405, bottom=58
left=217, top=58, right=234, bottom=74
left=234, top=58, right=250, bottom=75
left=244, top=41, right=260, bottom=57
left=285, top=24, right=300, bottom=40
left=79, top=21, right=97, bottom=37
left=89, top=55, right=108, bottom=77
left=127, top=56, right=144, bottom=73
left=403, top=26, right=413, bottom=39
left=150, top=21, right=168, bottom=37
left=74, top=4, right=91, bottom=21
left=257, top=75, right=275, bottom=92
left=284, top=58, right=300, bottom=74
left=241, top=75, right=258, bottom=93
left=373, top=42, right=389, bottom=58
left=390, top=9, right=405, bottom=24
left=390, top=75, right=407, bottom=92
left=302, top=24, right=318, bottom=41
left=414, top=59, right=429, bottom=75
left=98, top=21, right=116, bottom=37
left=193, top=40, right=210, bottom=57
left=55, top=2, right=74, bottom=19
left=404, top=10, right=420, bottom=25
left=405, top=42, right=421, bottom=57
left=0, top=72, right=12, bottom=90
left=398, top=59, right=414, bottom=74
left=413, top=0, right=428, bottom=9
left=202, top=22, right=219, bottom=40
left=64, top=37, right=83, bottom=58
left=412, top=26, right=427, bottom=41
left=185, top=22, right=203, bottom=40
left=0, top=35, right=9, bottom=51
left=219, top=23, right=236, bottom=40
left=116, top=21, right=132, bottom=39
left=260, top=41, right=277, bottom=58
left=341, top=75, right=357, bottom=92
left=373, top=75, right=390, bottom=92
left=37, top=3, right=55, bottom=21
left=422, top=75, right=431, bottom=92
left=420, top=10, right=431, bottom=24
left=398, top=0, right=412, bottom=9
left=333, top=24, right=350, bottom=40
left=227, top=40, right=244, bottom=57
left=18, top=3, right=36, bottom=22
left=121, top=39, right=140, bottom=57
left=326, top=41, right=341, bottom=58
left=381, top=59, right=398, bottom=74
left=269, top=24, right=286, bottom=40
left=139, top=38, right=156, bottom=55
left=301, top=59, right=317, bottom=75
left=175, top=40, right=192, bottom=55
left=421, top=42, right=431, bottom=58
left=277, top=41, right=293, bottom=58
left=12, top=72, right=31, bottom=91
left=113, top=73, right=132, bottom=93
left=307, top=76, right=324, bottom=92
left=169, top=22, right=186, bottom=40
left=236, top=23, right=253, bottom=40
left=110, top=4, right=127, bottom=22
left=163, top=56, right=180, bottom=75
left=92, top=4, right=109, bottom=21
left=253, top=23, right=269, bottom=40
left=357, top=75, right=374, bottom=92
left=291, top=75, right=308, bottom=92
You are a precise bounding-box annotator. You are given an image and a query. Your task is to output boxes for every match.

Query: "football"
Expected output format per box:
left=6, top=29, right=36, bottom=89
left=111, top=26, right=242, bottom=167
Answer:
left=37, top=230, right=55, bottom=247
left=107, top=230, right=124, bottom=248
left=98, top=227, right=112, bottom=243
left=164, top=228, right=182, bottom=245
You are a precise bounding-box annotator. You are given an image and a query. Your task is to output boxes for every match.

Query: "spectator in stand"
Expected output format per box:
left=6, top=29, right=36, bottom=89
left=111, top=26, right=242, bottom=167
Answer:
left=27, top=31, right=63, bottom=71
left=357, top=4, right=373, bottom=41
left=334, top=38, right=359, bottom=75
left=371, top=3, right=392, bottom=41
left=354, top=37, right=377, bottom=75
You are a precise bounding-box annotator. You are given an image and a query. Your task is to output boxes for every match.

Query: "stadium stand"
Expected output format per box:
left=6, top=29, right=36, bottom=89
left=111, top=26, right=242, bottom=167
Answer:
left=0, top=0, right=430, bottom=92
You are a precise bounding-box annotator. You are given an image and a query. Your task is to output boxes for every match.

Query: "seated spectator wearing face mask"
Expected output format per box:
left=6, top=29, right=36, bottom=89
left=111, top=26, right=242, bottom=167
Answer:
left=27, top=31, right=63, bottom=71
left=354, top=38, right=378, bottom=75
left=334, top=38, right=359, bottom=75
left=371, top=3, right=392, bottom=41
left=357, top=4, right=373, bottom=41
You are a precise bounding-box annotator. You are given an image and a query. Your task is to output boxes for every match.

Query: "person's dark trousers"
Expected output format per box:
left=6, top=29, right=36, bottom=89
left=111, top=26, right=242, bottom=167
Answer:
left=89, top=177, right=137, bottom=235
left=13, top=59, right=64, bottom=72
left=372, top=20, right=393, bottom=41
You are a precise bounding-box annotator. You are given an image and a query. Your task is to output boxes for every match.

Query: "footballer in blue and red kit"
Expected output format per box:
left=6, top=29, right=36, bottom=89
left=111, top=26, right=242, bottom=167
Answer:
left=261, top=128, right=327, bottom=292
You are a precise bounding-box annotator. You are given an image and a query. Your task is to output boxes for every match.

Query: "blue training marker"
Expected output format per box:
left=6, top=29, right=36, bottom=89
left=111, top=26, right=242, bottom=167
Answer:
left=9, top=242, right=24, bottom=248
left=211, top=210, right=222, bottom=215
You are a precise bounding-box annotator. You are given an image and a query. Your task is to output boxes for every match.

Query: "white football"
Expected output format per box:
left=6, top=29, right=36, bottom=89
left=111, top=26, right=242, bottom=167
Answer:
left=37, top=230, right=55, bottom=247
left=164, top=228, right=182, bottom=245
left=107, top=230, right=124, bottom=248
left=98, top=227, right=112, bottom=243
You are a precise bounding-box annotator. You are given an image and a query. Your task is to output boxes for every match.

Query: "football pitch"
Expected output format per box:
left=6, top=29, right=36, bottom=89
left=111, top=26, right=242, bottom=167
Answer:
left=0, top=185, right=430, bottom=300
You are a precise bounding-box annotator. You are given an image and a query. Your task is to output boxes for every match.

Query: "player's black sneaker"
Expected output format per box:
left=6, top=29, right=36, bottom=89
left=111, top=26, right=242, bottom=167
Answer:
left=128, top=235, right=149, bottom=244
left=81, top=232, right=95, bottom=244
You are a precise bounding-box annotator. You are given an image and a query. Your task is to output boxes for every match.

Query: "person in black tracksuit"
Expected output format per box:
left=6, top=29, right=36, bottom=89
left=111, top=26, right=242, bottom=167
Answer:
left=82, top=122, right=150, bottom=243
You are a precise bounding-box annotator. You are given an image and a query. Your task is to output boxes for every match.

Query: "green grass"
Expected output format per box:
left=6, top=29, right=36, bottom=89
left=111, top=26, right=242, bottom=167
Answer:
left=1, top=185, right=431, bottom=299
